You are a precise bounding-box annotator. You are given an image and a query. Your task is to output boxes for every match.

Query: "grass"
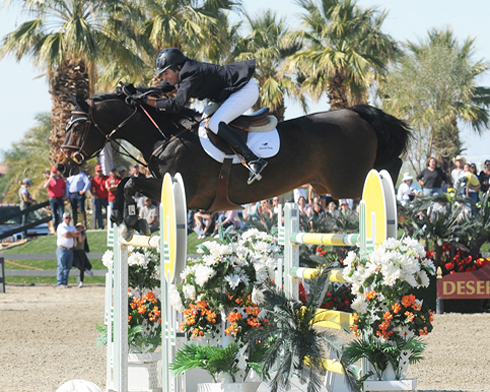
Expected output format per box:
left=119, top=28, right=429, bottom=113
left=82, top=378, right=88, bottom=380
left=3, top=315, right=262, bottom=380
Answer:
left=1, top=230, right=213, bottom=285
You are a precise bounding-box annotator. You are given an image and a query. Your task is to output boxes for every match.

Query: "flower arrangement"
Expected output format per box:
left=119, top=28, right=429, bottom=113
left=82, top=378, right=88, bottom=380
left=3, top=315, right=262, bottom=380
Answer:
left=169, top=229, right=281, bottom=383
left=98, top=247, right=162, bottom=353
left=127, top=291, right=162, bottom=353
left=427, top=243, right=490, bottom=275
left=170, top=229, right=280, bottom=341
left=341, top=237, right=436, bottom=381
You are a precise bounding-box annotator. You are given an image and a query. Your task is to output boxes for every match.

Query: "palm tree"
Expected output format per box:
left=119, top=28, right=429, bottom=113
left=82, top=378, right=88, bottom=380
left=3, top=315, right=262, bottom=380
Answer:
left=235, top=10, right=305, bottom=121
left=0, top=0, right=144, bottom=163
left=382, top=28, right=490, bottom=171
left=286, top=0, right=399, bottom=110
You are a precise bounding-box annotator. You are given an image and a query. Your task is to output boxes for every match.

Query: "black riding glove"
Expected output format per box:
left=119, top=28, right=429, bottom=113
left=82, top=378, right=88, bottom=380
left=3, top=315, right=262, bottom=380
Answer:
left=126, top=94, right=148, bottom=106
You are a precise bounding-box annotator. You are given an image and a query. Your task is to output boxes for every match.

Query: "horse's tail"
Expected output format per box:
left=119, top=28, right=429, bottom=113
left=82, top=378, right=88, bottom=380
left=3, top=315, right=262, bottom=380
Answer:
left=349, top=104, right=411, bottom=183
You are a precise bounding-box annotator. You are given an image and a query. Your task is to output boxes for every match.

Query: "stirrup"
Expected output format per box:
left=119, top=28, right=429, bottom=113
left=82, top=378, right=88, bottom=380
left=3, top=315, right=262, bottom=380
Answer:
left=247, top=159, right=268, bottom=185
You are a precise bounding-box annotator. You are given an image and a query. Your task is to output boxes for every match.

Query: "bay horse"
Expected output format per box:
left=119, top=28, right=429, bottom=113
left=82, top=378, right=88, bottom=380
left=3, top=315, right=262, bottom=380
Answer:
left=56, top=88, right=410, bottom=234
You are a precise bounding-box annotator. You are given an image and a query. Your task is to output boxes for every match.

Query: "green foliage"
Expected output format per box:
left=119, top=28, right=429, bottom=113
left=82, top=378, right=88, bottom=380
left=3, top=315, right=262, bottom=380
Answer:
left=342, top=334, right=426, bottom=383
left=245, top=268, right=359, bottom=392
left=0, top=113, right=51, bottom=203
left=382, top=28, right=490, bottom=170
left=170, top=342, right=241, bottom=383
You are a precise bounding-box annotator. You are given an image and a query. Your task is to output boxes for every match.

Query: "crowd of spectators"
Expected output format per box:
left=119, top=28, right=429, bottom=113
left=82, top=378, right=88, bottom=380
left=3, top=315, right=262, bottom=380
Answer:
left=401, top=156, right=490, bottom=207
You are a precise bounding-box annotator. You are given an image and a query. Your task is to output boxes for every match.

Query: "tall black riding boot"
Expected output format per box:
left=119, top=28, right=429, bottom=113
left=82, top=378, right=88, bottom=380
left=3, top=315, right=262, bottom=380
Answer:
left=217, top=122, right=268, bottom=185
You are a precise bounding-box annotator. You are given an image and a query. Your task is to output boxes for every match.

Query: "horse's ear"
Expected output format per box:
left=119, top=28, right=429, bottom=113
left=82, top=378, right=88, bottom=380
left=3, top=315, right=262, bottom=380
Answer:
left=69, top=93, right=77, bottom=106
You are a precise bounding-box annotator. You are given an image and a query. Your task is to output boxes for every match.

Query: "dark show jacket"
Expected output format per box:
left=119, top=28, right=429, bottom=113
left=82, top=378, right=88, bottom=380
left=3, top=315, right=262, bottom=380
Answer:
left=155, top=58, right=256, bottom=113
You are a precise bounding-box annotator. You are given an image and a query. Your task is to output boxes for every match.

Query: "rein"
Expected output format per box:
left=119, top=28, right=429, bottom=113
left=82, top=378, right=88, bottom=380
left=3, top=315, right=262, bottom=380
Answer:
left=62, top=97, right=200, bottom=173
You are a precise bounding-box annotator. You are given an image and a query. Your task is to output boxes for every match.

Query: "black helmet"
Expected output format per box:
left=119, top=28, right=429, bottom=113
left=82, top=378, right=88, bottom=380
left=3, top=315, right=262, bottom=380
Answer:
left=154, top=48, right=186, bottom=75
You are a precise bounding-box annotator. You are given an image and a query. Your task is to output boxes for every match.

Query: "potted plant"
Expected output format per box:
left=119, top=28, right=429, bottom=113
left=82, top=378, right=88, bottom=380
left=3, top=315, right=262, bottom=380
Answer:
left=168, top=229, right=281, bottom=390
left=341, top=237, right=436, bottom=390
left=98, top=246, right=162, bottom=391
left=244, top=267, right=360, bottom=392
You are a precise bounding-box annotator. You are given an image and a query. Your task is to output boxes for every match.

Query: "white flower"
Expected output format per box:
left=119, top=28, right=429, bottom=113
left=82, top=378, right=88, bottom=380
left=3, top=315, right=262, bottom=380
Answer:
left=225, top=274, right=242, bottom=289
left=183, top=284, right=196, bottom=300
left=194, top=265, right=216, bottom=286
left=128, top=252, right=148, bottom=267
left=418, top=270, right=430, bottom=287
left=102, top=250, right=114, bottom=268
left=169, top=284, right=184, bottom=311
left=252, top=286, right=265, bottom=304
left=253, top=263, right=269, bottom=283
left=351, top=296, right=368, bottom=314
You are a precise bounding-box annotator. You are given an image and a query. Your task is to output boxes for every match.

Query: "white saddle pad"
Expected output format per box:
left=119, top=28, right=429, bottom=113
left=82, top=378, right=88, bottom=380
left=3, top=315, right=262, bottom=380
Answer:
left=198, top=121, right=280, bottom=164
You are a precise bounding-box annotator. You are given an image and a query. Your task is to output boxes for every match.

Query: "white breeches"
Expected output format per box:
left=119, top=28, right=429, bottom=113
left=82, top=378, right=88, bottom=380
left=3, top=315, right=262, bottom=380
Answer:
left=208, top=79, right=259, bottom=134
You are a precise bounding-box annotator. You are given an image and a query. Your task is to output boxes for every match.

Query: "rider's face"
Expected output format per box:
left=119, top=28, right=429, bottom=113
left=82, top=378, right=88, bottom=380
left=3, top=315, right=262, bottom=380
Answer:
left=161, top=69, right=180, bottom=86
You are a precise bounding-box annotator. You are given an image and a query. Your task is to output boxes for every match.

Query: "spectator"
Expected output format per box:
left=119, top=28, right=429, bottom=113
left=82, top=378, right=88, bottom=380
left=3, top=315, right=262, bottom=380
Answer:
left=242, top=202, right=261, bottom=222
left=72, top=223, right=93, bottom=288
left=193, top=210, right=217, bottom=239
left=326, top=201, right=339, bottom=218
left=66, top=170, right=91, bottom=228
left=91, top=165, right=109, bottom=229
left=212, top=210, right=241, bottom=236
left=397, top=173, right=421, bottom=206
left=139, top=197, right=160, bottom=233
left=309, top=198, right=325, bottom=230
left=19, top=178, right=36, bottom=226
left=462, top=163, right=481, bottom=202
left=339, top=199, right=351, bottom=213
left=478, top=160, right=490, bottom=194
left=44, top=167, right=66, bottom=229
left=105, top=167, right=121, bottom=211
left=131, top=164, right=145, bottom=210
left=258, top=199, right=274, bottom=220
left=56, top=212, right=80, bottom=288
left=118, top=166, right=128, bottom=178
left=416, top=157, right=447, bottom=196
left=272, top=196, right=280, bottom=214
left=297, top=195, right=311, bottom=216
left=293, top=185, right=308, bottom=203
left=451, top=156, right=466, bottom=187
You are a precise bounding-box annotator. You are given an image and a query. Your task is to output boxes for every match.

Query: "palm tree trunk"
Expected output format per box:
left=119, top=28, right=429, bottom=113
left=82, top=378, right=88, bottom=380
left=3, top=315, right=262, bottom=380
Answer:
left=49, top=58, right=90, bottom=165
left=327, top=69, right=348, bottom=110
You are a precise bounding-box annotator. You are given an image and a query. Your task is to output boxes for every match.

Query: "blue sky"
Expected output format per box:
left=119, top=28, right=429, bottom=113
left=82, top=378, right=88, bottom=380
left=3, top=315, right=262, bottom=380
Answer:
left=1, top=0, right=490, bottom=166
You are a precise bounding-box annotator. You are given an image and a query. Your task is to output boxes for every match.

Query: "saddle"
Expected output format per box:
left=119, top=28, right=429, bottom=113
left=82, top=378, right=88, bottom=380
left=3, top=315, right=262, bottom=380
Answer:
left=203, top=103, right=277, bottom=155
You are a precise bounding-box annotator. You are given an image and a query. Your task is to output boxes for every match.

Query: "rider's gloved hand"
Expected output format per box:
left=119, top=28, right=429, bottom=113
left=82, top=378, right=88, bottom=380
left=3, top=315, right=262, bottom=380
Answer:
left=126, top=94, right=148, bottom=106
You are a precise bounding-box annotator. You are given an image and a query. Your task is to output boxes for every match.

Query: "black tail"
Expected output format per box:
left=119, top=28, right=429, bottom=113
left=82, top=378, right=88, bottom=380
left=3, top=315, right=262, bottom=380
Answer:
left=349, top=104, right=411, bottom=167
left=349, top=104, right=411, bottom=183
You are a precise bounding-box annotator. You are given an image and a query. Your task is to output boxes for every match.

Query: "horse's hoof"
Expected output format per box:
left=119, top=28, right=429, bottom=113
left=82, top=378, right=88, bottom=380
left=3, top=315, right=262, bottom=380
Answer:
left=122, top=227, right=134, bottom=242
left=137, top=219, right=151, bottom=236
left=111, top=210, right=123, bottom=225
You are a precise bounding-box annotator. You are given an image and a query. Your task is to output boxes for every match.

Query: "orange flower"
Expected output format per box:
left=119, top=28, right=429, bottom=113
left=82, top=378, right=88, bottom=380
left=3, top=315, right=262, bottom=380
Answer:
left=391, top=303, right=401, bottom=314
left=365, top=291, right=377, bottom=301
left=226, top=312, right=243, bottom=323
left=138, top=305, right=146, bottom=314
left=402, top=294, right=416, bottom=307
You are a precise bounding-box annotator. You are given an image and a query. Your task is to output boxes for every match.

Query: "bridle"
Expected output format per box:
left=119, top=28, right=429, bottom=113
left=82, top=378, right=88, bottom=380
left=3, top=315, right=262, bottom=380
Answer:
left=60, top=96, right=201, bottom=173
left=61, top=100, right=143, bottom=166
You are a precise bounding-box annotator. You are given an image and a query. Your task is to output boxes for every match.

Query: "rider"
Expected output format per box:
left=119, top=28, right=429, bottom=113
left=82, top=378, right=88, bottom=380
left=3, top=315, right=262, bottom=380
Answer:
left=132, top=48, right=268, bottom=185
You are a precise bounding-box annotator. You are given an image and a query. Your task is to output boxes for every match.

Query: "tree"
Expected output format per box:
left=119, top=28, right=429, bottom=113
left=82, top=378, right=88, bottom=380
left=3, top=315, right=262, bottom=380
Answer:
left=0, top=0, right=144, bottom=164
left=235, top=10, right=305, bottom=120
left=286, top=0, right=399, bottom=110
left=0, top=113, right=51, bottom=203
left=382, top=29, right=490, bottom=173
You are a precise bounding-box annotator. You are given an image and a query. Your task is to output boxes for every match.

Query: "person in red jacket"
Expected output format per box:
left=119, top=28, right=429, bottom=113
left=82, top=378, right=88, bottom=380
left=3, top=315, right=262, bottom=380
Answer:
left=91, top=165, right=109, bottom=229
left=43, top=167, right=66, bottom=229
left=105, top=167, right=121, bottom=211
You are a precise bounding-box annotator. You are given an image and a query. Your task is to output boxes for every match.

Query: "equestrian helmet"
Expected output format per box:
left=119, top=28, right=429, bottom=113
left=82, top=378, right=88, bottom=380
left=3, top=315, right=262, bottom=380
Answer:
left=154, top=48, right=186, bottom=75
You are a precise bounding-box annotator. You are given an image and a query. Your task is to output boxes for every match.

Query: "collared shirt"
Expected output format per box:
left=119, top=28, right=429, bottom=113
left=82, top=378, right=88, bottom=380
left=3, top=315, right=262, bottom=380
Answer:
left=66, top=172, right=91, bottom=195
left=46, top=176, right=66, bottom=198
left=91, top=175, right=109, bottom=199
left=57, top=221, right=76, bottom=248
